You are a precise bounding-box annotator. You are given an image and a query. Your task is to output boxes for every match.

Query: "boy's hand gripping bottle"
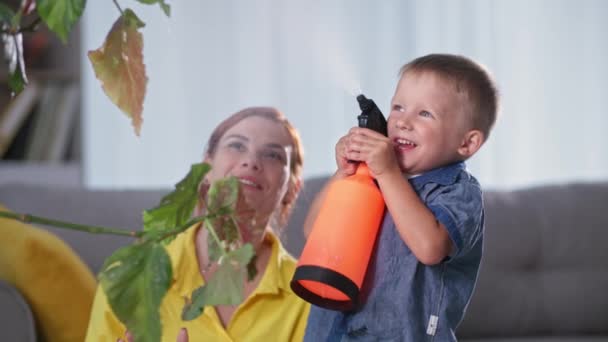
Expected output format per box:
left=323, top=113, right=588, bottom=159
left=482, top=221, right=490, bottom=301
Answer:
left=290, top=95, right=387, bottom=311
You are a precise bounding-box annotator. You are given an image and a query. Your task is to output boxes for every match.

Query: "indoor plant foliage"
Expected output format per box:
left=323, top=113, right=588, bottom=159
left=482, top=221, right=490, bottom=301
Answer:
left=0, top=0, right=166, bottom=135
left=0, top=162, right=259, bottom=342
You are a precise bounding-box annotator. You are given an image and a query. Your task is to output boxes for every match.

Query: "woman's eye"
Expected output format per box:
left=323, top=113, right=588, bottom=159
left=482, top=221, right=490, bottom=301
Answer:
left=261, top=150, right=285, bottom=162
left=228, top=141, right=246, bottom=151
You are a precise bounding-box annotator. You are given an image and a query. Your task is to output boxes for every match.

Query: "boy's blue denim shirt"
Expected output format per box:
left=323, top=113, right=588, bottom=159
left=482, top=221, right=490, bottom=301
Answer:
left=304, top=162, right=484, bottom=342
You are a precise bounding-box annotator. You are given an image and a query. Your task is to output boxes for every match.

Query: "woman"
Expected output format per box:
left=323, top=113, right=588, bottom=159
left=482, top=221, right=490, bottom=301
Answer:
left=85, top=107, right=310, bottom=341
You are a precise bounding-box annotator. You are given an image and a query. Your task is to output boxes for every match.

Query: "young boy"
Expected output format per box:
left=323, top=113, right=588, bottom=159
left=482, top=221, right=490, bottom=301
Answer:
left=303, top=54, right=499, bottom=341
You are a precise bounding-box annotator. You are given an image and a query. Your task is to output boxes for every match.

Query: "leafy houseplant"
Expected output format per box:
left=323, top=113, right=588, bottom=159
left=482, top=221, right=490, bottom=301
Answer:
left=0, top=162, right=260, bottom=342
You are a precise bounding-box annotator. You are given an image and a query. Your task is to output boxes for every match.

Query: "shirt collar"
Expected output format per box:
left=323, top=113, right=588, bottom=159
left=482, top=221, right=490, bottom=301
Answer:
left=409, top=161, right=466, bottom=188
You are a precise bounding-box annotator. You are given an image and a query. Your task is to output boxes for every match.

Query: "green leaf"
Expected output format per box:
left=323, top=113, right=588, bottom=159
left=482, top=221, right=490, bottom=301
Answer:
left=10, top=8, right=21, bottom=28
left=207, top=177, right=240, bottom=214
left=204, top=218, right=225, bottom=264
left=181, top=244, right=254, bottom=320
left=35, top=0, right=86, bottom=44
left=88, top=9, right=147, bottom=136
left=0, top=4, right=16, bottom=24
left=1, top=32, right=28, bottom=95
left=1, top=4, right=27, bottom=95
left=8, top=63, right=26, bottom=94
left=143, top=163, right=210, bottom=243
left=135, top=0, right=171, bottom=17
left=205, top=177, right=240, bottom=261
left=160, top=3, right=171, bottom=17
left=123, top=8, right=145, bottom=29
left=100, top=243, right=172, bottom=342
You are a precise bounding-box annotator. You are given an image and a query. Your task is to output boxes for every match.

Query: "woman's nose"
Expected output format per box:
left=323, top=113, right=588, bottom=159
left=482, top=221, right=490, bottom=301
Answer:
left=241, top=152, right=261, bottom=170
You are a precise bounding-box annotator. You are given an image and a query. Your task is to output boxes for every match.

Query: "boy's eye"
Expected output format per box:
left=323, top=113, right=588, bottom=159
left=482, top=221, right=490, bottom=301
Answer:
left=392, top=104, right=405, bottom=112
left=419, top=110, right=433, bottom=118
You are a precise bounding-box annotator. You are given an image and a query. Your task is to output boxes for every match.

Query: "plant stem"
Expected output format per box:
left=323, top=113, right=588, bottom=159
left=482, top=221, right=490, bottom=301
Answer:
left=0, top=211, right=140, bottom=237
left=148, top=215, right=207, bottom=243
left=204, top=218, right=229, bottom=257
left=18, top=16, right=41, bottom=33
left=229, top=215, right=244, bottom=242
left=143, top=211, right=230, bottom=245
left=112, top=0, right=124, bottom=15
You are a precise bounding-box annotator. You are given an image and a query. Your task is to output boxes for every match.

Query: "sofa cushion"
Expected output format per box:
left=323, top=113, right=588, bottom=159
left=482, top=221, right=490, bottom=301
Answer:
left=458, top=182, right=608, bottom=338
left=0, top=279, right=36, bottom=342
left=0, top=205, right=97, bottom=342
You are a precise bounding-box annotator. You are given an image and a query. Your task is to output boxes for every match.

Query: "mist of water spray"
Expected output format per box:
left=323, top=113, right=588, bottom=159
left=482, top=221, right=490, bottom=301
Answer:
left=310, top=17, right=363, bottom=97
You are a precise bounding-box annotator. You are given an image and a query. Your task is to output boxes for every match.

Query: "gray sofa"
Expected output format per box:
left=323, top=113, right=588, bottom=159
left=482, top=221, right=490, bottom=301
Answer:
left=1, top=176, right=607, bottom=341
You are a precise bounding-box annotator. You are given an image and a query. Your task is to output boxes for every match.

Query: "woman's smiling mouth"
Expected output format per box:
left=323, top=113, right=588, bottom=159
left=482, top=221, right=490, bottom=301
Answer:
left=238, top=177, right=262, bottom=190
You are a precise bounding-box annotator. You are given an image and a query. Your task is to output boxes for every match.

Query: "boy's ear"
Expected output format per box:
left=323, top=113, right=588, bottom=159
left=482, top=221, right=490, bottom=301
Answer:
left=457, top=129, right=484, bottom=159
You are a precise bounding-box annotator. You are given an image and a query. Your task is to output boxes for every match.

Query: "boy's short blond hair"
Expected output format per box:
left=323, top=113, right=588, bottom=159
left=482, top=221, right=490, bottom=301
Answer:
left=400, top=54, right=499, bottom=141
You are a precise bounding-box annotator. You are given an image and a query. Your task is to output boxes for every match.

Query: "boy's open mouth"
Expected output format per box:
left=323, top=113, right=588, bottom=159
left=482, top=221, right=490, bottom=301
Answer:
left=395, top=138, right=417, bottom=150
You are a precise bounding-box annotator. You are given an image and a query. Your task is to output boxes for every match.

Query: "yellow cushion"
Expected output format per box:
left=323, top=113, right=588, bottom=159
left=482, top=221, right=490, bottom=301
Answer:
left=0, top=204, right=97, bottom=342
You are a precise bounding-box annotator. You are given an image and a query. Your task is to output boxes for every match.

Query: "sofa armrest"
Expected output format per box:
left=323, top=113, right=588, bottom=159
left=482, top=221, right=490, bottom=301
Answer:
left=0, top=280, right=37, bottom=342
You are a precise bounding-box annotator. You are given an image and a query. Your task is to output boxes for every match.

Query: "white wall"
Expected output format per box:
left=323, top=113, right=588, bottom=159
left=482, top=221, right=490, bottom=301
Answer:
left=82, top=0, right=608, bottom=189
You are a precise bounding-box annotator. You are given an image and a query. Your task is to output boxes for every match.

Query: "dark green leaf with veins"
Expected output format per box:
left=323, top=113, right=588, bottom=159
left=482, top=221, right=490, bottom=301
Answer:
left=143, top=163, right=210, bottom=244
left=181, top=244, right=255, bottom=321
left=35, top=0, right=86, bottom=43
left=100, top=242, right=172, bottom=342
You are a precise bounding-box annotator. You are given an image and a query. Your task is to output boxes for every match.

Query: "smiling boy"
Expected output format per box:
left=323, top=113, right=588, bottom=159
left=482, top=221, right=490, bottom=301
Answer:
left=304, top=54, right=499, bottom=341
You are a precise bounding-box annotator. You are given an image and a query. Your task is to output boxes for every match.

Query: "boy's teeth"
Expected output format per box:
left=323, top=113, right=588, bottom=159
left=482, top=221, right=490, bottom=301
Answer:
left=397, top=139, right=415, bottom=146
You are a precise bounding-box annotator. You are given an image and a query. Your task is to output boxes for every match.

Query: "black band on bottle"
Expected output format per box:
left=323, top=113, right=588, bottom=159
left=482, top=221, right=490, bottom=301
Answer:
left=290, top=265, right=359, bottom=311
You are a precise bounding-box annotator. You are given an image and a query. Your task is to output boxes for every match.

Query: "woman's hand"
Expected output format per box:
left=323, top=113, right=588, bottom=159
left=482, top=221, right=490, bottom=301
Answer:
left=116, top=330, right=133, bottom=342
left=117, top=328, right=188, bottom=342
left=176, top=328, right=189, bottom=342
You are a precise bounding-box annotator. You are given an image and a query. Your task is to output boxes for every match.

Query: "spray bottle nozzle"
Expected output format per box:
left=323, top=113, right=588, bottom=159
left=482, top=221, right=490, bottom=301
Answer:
left=356, top=94, right=387, bottom=136
left=357, top=94, right=372, bottom=111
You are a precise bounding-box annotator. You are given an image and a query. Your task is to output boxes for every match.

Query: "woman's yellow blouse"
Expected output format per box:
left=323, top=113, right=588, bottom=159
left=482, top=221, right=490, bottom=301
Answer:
left=85, top=224, right=310, bottom=341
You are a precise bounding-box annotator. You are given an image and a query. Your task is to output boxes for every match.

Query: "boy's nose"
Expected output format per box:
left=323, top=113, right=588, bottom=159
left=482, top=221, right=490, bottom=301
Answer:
left=396, top=118, right=412, bottom=131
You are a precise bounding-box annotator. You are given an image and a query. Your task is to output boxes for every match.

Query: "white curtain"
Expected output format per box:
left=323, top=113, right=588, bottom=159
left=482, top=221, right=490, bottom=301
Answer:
left=82, top=0, right=608, bottom=189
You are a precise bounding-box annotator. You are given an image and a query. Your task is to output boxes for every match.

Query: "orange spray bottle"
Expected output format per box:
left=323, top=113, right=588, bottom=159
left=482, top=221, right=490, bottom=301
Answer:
left=291, top=94, right=387, bottom=311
